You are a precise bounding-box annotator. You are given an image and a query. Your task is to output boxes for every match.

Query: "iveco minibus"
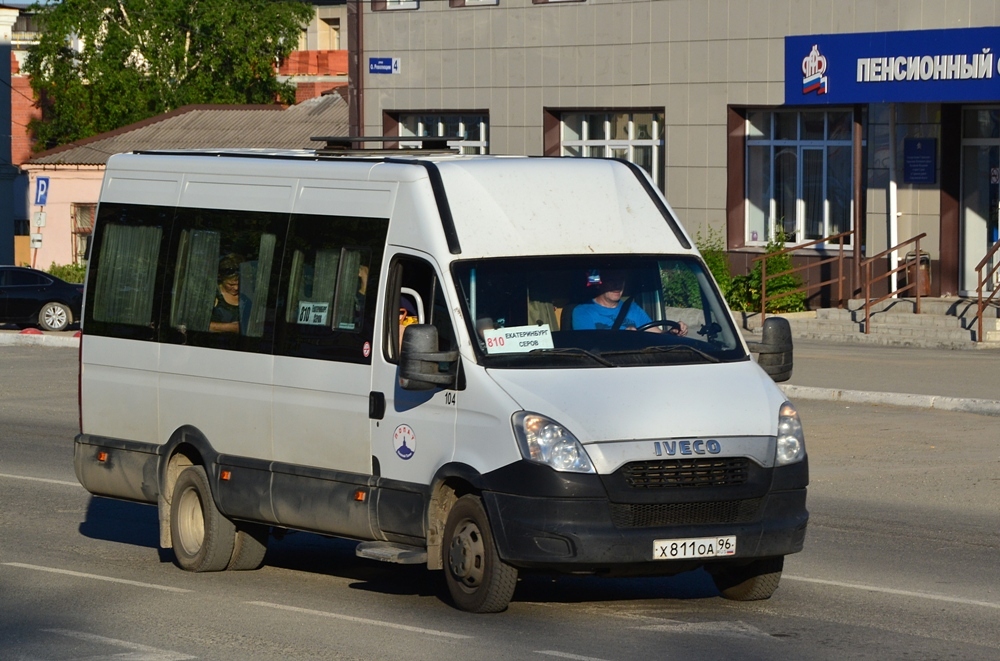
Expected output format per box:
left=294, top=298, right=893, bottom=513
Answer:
left=75, top=147, right=807, bottom=612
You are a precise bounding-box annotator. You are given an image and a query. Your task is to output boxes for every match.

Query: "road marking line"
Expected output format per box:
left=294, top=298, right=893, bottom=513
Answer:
left=45, top=629, right=195, bottom=660
left=536, top=651, right=611, bottom=661
left=247, top=601, right=472, bottom=639
left=0, top=472, right=80, bottom=487
left=784, top=575, right=1000, bottom=609
left=3, top=563, right=191, bottom=593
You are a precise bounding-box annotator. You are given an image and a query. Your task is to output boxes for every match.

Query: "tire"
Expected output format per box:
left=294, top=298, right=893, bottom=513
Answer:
left=170, top=466, right=236, bottom=572
left=37, top=302, right=71, bottom=331
left=227, top=523, right=269, bottom=571
left=443, top=495, right=518, bottom=613
left=709, top=556, right=784, bottom=601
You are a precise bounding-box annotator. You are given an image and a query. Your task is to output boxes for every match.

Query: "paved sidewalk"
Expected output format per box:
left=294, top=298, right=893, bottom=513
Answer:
left=780, top=339, right=1000, bottom=416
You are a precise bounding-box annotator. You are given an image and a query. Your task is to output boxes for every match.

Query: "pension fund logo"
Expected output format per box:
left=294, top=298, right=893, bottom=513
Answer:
left=802, top=44, right=829, bottom=95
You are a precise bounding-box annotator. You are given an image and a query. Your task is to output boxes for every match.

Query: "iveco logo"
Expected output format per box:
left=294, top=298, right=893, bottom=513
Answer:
left=653, top=440, right=722, bottom=457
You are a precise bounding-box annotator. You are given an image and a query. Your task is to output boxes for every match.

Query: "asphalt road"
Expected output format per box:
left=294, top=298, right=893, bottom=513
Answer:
left=0, top=345, right=998, bottom=660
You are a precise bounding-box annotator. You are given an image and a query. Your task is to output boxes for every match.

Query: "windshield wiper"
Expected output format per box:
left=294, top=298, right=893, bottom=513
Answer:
left=529, top=347, right=616, bottom=367
left=605, top=344, right=721, bottom=363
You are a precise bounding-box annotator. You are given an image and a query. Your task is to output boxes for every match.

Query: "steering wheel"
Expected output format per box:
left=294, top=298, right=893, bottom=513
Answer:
left=636, top=319, right=684, bottom=335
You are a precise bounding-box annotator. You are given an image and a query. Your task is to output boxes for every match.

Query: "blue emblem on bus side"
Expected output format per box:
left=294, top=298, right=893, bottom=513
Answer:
left=393, top=424, right=416, bottom=460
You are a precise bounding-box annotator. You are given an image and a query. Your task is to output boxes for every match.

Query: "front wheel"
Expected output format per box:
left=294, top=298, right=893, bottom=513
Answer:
left=38, top=302, right=71, bottom=331
left=170, top=465, right=236, bottom=572
left=708, top=556, right=784, bottom=601
left=443, top=495, right=518, bottom=613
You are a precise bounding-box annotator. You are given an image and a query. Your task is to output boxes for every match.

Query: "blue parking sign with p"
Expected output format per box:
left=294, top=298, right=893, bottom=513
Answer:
left=35, top=177, right=49, bottom=206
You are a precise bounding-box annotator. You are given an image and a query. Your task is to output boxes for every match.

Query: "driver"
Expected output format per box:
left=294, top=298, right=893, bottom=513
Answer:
left=572, top=269, right=688, bottom=336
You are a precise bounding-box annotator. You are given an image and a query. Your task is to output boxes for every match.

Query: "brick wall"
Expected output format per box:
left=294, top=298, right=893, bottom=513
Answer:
left=278, top=50, right=348, bottom=76
left=10, top=53, right=39, bottom=166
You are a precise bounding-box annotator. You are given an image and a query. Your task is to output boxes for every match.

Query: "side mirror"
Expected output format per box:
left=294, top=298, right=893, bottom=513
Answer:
left=747, top=317, right=793, bottom=383
left=399, top=324, right=459, bottom=391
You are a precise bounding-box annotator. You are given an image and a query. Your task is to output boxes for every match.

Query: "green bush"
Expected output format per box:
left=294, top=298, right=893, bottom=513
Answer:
left=695, top=228, right=733, bottom=300
left=728, top=234, right=806, bottom=314
left=46, top=262, right=87, bottom=284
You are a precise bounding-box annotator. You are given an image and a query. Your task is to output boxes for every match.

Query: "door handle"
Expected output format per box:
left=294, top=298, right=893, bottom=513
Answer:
left=369, top=391, right=386, bottom=420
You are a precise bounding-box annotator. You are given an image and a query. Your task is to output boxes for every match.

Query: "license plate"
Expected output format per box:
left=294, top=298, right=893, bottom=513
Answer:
left=652, top=536, right=736, bottom=560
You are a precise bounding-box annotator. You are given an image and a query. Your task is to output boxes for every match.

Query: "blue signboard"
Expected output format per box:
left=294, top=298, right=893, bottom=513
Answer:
left=903, top=138, right=936, bottom=184
left=34, top=176, right=49, bottom=206
left=786, top=27, right=1000, bottom=105
left=369, top=57, right=400, bottom=75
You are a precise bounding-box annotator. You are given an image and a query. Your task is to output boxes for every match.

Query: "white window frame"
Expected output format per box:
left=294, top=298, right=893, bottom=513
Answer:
left=745, top=109, right=855, bottom=248
left=559, top=111, right=664, bottom=190
left=373, top=0, right=419, bottom=11
left=398, top=113, right=489, bottom=154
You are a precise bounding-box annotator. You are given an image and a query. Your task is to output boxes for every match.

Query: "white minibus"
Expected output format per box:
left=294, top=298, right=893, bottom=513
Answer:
left=75, top=147, right=806, bottom=612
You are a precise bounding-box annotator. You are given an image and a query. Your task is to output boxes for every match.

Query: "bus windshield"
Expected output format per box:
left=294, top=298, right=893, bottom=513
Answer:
left=452, top=255, right=747, bottom=368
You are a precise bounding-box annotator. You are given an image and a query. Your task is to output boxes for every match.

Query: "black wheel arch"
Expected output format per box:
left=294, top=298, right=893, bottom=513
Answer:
left=156, top=425, right=223, bottom=549
left=426, top=462, right=487, bottom=570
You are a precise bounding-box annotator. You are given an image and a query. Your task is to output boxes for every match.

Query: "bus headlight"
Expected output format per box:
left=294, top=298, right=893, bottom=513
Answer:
left=512, top=412, right=595, bottom=474
left=775, top=401, right=805, bottom=465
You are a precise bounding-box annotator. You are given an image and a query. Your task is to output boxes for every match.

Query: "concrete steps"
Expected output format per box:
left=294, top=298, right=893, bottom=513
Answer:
left=740, top=297, right=1000, bottom=350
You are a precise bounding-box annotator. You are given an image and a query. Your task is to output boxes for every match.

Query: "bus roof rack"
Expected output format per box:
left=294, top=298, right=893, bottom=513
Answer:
left=311, top=135, right=465, bottom=155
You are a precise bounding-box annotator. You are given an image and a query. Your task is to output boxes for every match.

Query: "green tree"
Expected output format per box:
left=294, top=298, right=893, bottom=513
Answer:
left=25, top=0, right=313, bottom=150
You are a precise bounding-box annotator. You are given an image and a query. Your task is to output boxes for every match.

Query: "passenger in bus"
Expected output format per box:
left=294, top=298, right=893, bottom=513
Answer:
left=572, top=269, right=688, bottom=335
left=398, top=295, right=419, bottom=350
left=354, top=264, right=369, bottom=328
left=210, top=254, right=243, bottom=333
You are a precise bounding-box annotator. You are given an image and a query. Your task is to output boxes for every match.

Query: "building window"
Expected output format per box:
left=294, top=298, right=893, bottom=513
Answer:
left=450, top=0, right=499, bottom=6
left=372, top=0, right=419, bottom=10
left=72, top=203, right=97, bottom=264
left=745, top=109, right=854, bottom=246
left=560, top=111, right=664, bottom=190
left=399, top=113, right=489, bottom=154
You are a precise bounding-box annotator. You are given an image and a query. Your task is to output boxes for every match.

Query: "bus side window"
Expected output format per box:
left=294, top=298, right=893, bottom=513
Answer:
left=165, top=207, right=282, bottom=349
left=387, top=256, right=458, bottom=363
left=275, top=214, right=387, bottom=363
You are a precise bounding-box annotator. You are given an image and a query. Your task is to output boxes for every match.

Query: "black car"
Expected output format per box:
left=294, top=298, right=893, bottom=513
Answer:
left=0, top=266, right=84, bottom=332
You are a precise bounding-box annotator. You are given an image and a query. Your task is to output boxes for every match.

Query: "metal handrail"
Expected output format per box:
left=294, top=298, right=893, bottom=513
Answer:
left=975, top=238, right=1000, bottom=342
left=859, top=233, right=927, bottom=333
left=756, top=230, right=854, bottom=322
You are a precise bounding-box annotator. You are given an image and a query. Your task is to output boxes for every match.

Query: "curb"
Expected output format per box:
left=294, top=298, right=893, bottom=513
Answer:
left=780, top=384, right=1000, bottom=417
left=0, top=333, right=80, bottom=348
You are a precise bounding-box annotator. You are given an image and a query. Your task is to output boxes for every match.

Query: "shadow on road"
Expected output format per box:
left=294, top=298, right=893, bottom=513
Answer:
left=77, top=495, right=722, bottom=607
left=78, top=496, right=159, bottom=550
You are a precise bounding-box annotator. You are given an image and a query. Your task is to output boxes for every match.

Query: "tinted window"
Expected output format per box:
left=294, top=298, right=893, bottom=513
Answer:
left=275, top=214, right=388, bottom=363
left=7, top=270, right=50, bottom=286
left=164, top=208, right=285, bottom=353
left=85, top=203, right=171, bottom=340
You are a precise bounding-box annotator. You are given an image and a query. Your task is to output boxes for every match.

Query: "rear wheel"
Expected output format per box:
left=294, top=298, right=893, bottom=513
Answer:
left=170, top=466, right=235, bottom=572
left=227, top=523, right=269, bottom=571
left=443, top=495, right=518, bottom=613
left=38, top=302, right=71, bottom=331
left=708, top=556, right=784, bottom=601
